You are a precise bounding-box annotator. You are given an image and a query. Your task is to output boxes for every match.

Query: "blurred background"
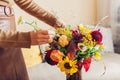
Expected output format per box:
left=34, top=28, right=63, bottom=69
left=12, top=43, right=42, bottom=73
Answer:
left=12, top=0, right=120, bottom=80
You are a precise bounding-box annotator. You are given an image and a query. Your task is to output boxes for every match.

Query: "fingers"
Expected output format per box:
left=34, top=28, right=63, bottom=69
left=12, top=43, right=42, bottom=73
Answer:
left=31, top=30, right=50, bottom=38
left=31, top=39, right=49, bottom=45
left=30, top=30, right=50, bottom=45
left=37, top=35, right=50, bottom=39
left=53, top=20, right=65, bottom=28
left=38, top=30, right=48, bottom=35
left=37, top=30, right=49, bottom=39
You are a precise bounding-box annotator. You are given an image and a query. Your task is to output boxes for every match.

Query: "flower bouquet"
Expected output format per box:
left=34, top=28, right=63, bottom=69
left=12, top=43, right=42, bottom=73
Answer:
left=45, top=24, right=104, bottom=80
left=18, top=15, right=106, bottom=80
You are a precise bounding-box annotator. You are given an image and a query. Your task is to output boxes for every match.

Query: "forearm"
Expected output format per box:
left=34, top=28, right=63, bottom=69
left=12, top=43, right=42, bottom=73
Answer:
left=0, top=30, right=31, bottom=48
left=14, top=0, right=62, bottom=27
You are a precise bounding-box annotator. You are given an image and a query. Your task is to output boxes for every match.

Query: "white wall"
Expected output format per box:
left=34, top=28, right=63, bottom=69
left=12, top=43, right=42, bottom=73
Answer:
left=97, top=0, right=110, bottom=27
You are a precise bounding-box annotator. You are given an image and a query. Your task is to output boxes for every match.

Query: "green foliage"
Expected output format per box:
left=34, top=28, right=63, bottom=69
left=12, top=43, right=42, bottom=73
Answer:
left=17, top=16, right=40, bottom=31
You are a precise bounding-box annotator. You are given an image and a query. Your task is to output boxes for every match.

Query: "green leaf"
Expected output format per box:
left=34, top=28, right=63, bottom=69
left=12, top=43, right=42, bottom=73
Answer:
left=60, top=47, right=67, bottom=55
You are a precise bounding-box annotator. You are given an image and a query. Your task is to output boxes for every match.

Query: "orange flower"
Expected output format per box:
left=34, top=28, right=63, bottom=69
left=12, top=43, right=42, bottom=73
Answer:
left=50, top=50, right=64, bottom=62
left=67, top=52, right=75, bottom=60
left=58, top=35, right=69, bottom=47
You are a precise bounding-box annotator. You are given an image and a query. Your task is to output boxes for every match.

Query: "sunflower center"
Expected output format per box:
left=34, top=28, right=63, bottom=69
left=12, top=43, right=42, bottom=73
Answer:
left=64, top=62, right=72, bottom=69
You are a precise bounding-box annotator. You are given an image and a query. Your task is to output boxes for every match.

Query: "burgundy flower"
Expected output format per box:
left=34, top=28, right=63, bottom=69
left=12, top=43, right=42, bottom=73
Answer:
left=45, top=50, right=58, bottom=65
left=72, top=30, right=84, bottom=43
left=77, top=61, right=83, bottom=70
left=91, top=30, right=103, bottom=44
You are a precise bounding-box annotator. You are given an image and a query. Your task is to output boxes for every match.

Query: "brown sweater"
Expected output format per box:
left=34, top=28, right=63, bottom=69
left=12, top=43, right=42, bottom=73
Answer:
left=0, top=0, right=62, bottom=48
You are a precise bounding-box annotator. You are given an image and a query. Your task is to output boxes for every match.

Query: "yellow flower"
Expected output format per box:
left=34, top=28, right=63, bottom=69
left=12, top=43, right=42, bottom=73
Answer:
left=57, top=28, right=72, bottom=41
left=78, top=24, right=85, bottom=32
left=57, top=28, right=71, bottom=35
left=78, top=24, right=91, bottom=34
left=58, top=35, right=69, bottom=47
left=58, top=57, right=78, bottom=75
left=83, top=33, right=96, bottom=46
left=94, top=52, right=101, bottom=60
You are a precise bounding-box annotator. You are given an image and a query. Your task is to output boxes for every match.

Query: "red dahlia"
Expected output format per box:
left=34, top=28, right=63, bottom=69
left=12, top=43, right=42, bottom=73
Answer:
left=91, top=30, right=103, bottom=44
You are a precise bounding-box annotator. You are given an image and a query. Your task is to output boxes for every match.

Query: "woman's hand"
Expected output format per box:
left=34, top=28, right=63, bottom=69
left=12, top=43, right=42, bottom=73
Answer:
left=54, top=20, right=65, bottom=29
left=30, top=30, right=50, bottom=45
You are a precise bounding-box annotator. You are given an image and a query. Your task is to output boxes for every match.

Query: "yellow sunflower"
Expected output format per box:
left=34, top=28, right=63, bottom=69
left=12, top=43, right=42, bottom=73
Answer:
left=58, top=57, right=78, bottom=75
